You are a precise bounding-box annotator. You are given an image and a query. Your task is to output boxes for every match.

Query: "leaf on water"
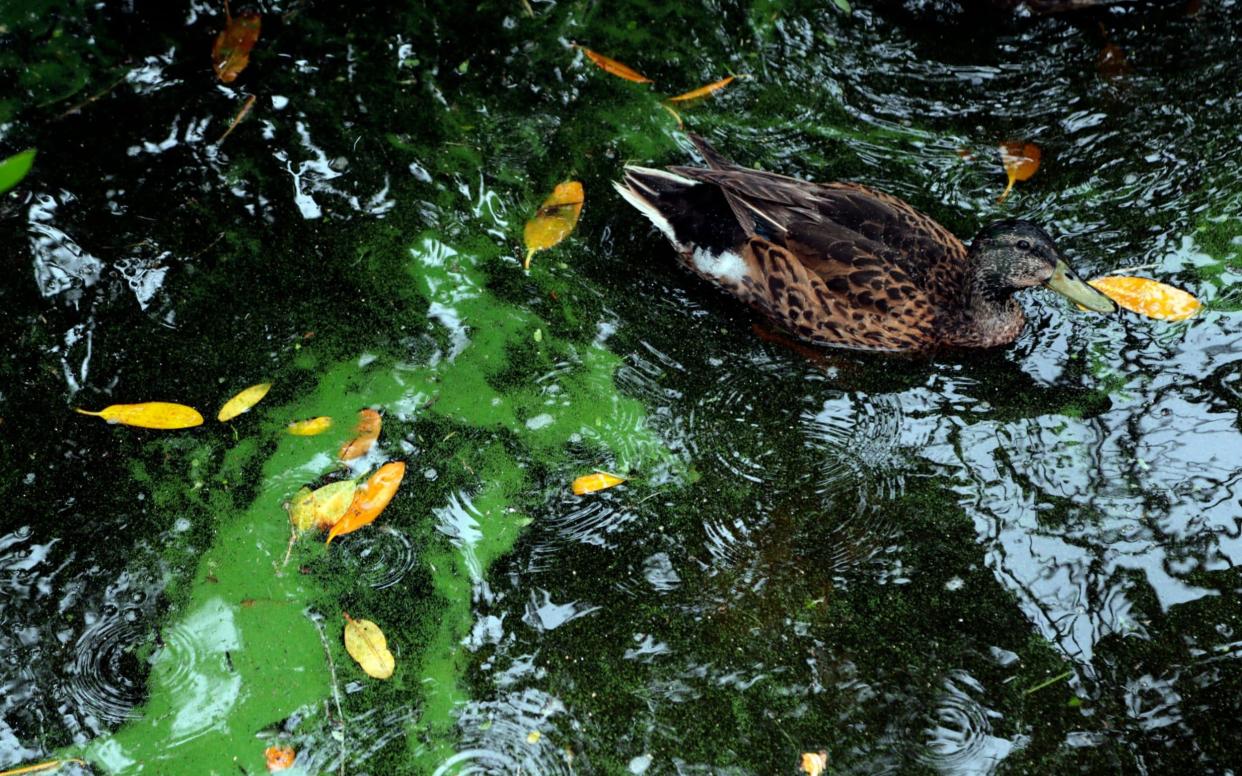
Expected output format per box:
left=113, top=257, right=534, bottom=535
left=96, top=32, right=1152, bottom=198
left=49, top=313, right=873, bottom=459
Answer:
left=667, top=75, right=737, bottom=103
left=217, top=93, right=257, bottom=145
left=339, top=408, right=382, bottom=460
left=212, top=9, right=261, bottom=83
left=571, top=471, right=626, bottom=495
left=75, top=402, right=204, bottom=430
left=574, top=45, right=653, bottom=84
left=800, top=751, right=828, bottom=776
left=1086, top=276, right=1201, bottom=321
left=343, top=613, right=395, bottom=679
left=287, top=416, right=333, bottom=435
left=264, top=745, right=296, bottom=772
left=0, top=149, right=36, bottom=196
left=997, top=141, right=1041, bottom=203
left=287, top=487, right=315, bottom=532
left=523, top=181, right=584, bottom=270
left=326, top=461, right=405, bottom=544
left=289, top=480, right=358, bottom=533
left=0, top=759, right=90, bottom=776
left=832, top=0, right=853, bottom=14
left=526, top=730, right=542, bottom=744
left=217, top=382, right=271, bottom=421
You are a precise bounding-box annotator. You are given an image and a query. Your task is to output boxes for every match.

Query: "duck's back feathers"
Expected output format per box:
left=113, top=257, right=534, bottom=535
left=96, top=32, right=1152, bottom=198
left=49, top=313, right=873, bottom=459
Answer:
left=615, top=135, right=987, bottom=352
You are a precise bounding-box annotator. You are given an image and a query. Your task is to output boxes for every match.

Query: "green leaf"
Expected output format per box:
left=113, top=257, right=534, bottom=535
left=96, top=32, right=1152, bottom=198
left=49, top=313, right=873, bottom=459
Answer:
left=0, top=149, right=36, bottom=195
left=832, top=0, right=852, bottom=13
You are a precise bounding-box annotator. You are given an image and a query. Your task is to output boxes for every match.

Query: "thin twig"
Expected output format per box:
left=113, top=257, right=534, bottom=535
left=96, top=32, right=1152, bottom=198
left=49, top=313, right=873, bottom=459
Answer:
left=278, top=522, right=297, bottom=573
left=310, top=612, right=347, bottom=775
left=54, top=72, right=128, bottom=119
left=216, top=94, right=257, bottom=145
left=1024, top=669, right=1073, bottom=696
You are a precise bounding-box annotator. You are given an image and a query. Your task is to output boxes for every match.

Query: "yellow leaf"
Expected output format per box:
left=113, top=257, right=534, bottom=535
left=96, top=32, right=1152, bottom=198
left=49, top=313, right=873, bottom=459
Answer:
left=75, top=402, right=204, bottom=429
left=800, top=751, right=828, bottom=776
left=997, top=141, right=1041, bottom=203
left=287, top=416, right=333, bottom=436
left=523, top=181, right=584, bottom=270
left=289, top=480, right=358, bottom=533
left=575, top=45, right=653, bottom=83
left=0, top=760, right=90, bottom=776
left=667, top=75, right=737, bottom=103
left=343, top=614, right=395, bottom=679
left=571, top=471, right=626, bottom=495
left=327, top=462, right=405, bottom=544
left=287, top=487, right=315, bottom=532
left=339, top=409, right=382, bottom=460
left=218, top=382, right=271, bottom=421
left=526, top=730, right=542, bottom=744
left=1086, top=276, right=1201, bottom=321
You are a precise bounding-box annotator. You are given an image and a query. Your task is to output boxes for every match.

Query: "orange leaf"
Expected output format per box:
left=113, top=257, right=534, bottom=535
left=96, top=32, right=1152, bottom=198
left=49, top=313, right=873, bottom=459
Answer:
left=667, top=75, right=736, bottom=103
left=575, top=45, right=652, bottom=84
left=212, top=10, right=261, bottom=83
left=339, top=409, right=382, bottom=460
left=523, top=181, right=584, bottom=269
left=571, top=471, right=626, bottom=495
left=264, top=746, right=295, bottom=772
left=326, top=462, right=405, bottom=544
left=1086, top=276, right=1201, bottom=321
left=997, top=141, right=1041, bottom=203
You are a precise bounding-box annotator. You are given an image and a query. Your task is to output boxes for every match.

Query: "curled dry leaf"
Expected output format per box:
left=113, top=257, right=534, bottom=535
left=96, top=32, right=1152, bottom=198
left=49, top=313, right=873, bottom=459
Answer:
left=523, top=181, right=584, bottom=270
left=326, top=461, right=405, bottom=544
left=75, top=402, right=204, bottom=429
left=213, top=8, right=261, bottom=83
left=800, top=751, right=828, bottom=776
left=264, top=745, right=296, bottom=772
left=218, top=382, right=271, bottom=421
left=1086, top=276, right=1201, bottom=320
left=571, top=471, right=626, bottom=495
left=289, top=480, right=358, bottom=533
left=343, top=613, right=395, bottom=679
left=339, top=408, right=382, bottom=460
left=667, top=75, right=737, bottom=103
left=997, top=141, right=1040, bottom=203
left=575, top=45, right=652, bottom=83
left=287, top=416, right=333, bottom=436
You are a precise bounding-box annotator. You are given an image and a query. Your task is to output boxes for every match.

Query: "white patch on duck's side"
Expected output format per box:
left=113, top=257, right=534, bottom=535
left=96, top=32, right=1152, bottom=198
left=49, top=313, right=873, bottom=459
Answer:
left=691, top=246, right=749, bottom=284
left=612, top=181, right=681, bottom=248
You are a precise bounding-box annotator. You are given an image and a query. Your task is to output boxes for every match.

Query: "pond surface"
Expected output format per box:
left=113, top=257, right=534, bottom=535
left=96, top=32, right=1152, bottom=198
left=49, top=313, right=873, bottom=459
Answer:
left=2, top=0, right=1241, bottom=773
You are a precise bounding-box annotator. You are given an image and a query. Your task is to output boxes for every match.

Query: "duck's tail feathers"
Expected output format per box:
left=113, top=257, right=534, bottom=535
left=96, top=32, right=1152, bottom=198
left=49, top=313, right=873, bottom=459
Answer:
left=686, top=133, right=736, bottom=170
left=614, top=165, right=746, bottom=253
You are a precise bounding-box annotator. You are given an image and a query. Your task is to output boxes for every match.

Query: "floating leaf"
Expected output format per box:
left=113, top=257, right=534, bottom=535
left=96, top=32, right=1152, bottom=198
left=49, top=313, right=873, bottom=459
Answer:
left=343, top=613, right=395, bottom=679
left=339, top=409, right=382, bottom=460
left=526, top=730, right=542, bottom=744
left=1086, top=276, right=1201, bottom=321
left=0, top=149, right=35, bottom=196
left=997, top=141, right=1041, bottom=203
left=575, top=45, right=652, bottom=84
left=667, top=75, right=736, bottom=103
left=75, top=402, right=204, bottom=429
left=287, top=416, right=333, bottom=436
left=212, top=9, right=261, bottom=83
left=264, top=746, right=296, bottom=772
left=289, top=480, right=358, bottom=533
left=801, top=751, right=828, bottom=776
left=217, top=93, right=257, bottom=145
left=326, top=462, right=405, bottom=544
left=571, top=471, right=626, bottom=495
left=218, top=382, right=271, bottom=421
left=523, top=181, right=584, bottom=270
left=0, top=759, right=89, bottom=776
left=832, top=0, right=853, bottom=12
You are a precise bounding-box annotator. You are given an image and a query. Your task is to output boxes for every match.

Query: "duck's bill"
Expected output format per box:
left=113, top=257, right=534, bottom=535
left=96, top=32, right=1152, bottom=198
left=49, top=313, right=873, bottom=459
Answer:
left=1045, top=259, right=1116, bottom=313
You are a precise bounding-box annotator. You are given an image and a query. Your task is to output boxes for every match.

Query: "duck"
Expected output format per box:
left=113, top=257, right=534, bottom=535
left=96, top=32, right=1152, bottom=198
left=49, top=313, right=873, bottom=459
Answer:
left=613, top=134, right=1115, bottom=352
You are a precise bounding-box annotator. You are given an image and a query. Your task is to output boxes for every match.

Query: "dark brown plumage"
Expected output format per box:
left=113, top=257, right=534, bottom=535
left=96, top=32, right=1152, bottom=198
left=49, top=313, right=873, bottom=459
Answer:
left=613, top=134, right=1114, bottom=352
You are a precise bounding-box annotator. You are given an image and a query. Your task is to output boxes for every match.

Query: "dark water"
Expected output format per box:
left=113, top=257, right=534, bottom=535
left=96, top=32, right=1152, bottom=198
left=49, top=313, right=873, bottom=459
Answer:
left=2, top=0, right=1241, bottom=773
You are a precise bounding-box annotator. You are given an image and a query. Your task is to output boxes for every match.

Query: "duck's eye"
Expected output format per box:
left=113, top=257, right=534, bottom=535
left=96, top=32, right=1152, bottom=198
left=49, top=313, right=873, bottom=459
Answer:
left=1017, top=239, right=1032, bottom=250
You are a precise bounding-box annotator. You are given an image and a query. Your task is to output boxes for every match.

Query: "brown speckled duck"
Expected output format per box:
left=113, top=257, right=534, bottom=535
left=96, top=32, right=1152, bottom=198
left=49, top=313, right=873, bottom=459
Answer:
left=614, top=134, right=1115, bottom=352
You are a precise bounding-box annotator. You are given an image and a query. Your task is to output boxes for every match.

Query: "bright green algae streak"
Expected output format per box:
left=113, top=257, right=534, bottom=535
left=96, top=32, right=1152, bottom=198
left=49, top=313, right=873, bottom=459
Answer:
left=78, top=221, right=672, bottom=773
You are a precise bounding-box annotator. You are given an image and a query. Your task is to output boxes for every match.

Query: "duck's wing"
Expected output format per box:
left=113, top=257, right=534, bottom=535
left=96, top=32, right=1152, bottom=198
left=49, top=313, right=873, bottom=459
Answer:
left=665, top=165, right=967, bottom=285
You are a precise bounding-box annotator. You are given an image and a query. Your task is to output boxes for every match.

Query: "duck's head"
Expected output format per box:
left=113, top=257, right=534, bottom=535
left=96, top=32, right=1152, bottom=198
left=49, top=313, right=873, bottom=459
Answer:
left=968, top=220, right=1116, bottom=313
